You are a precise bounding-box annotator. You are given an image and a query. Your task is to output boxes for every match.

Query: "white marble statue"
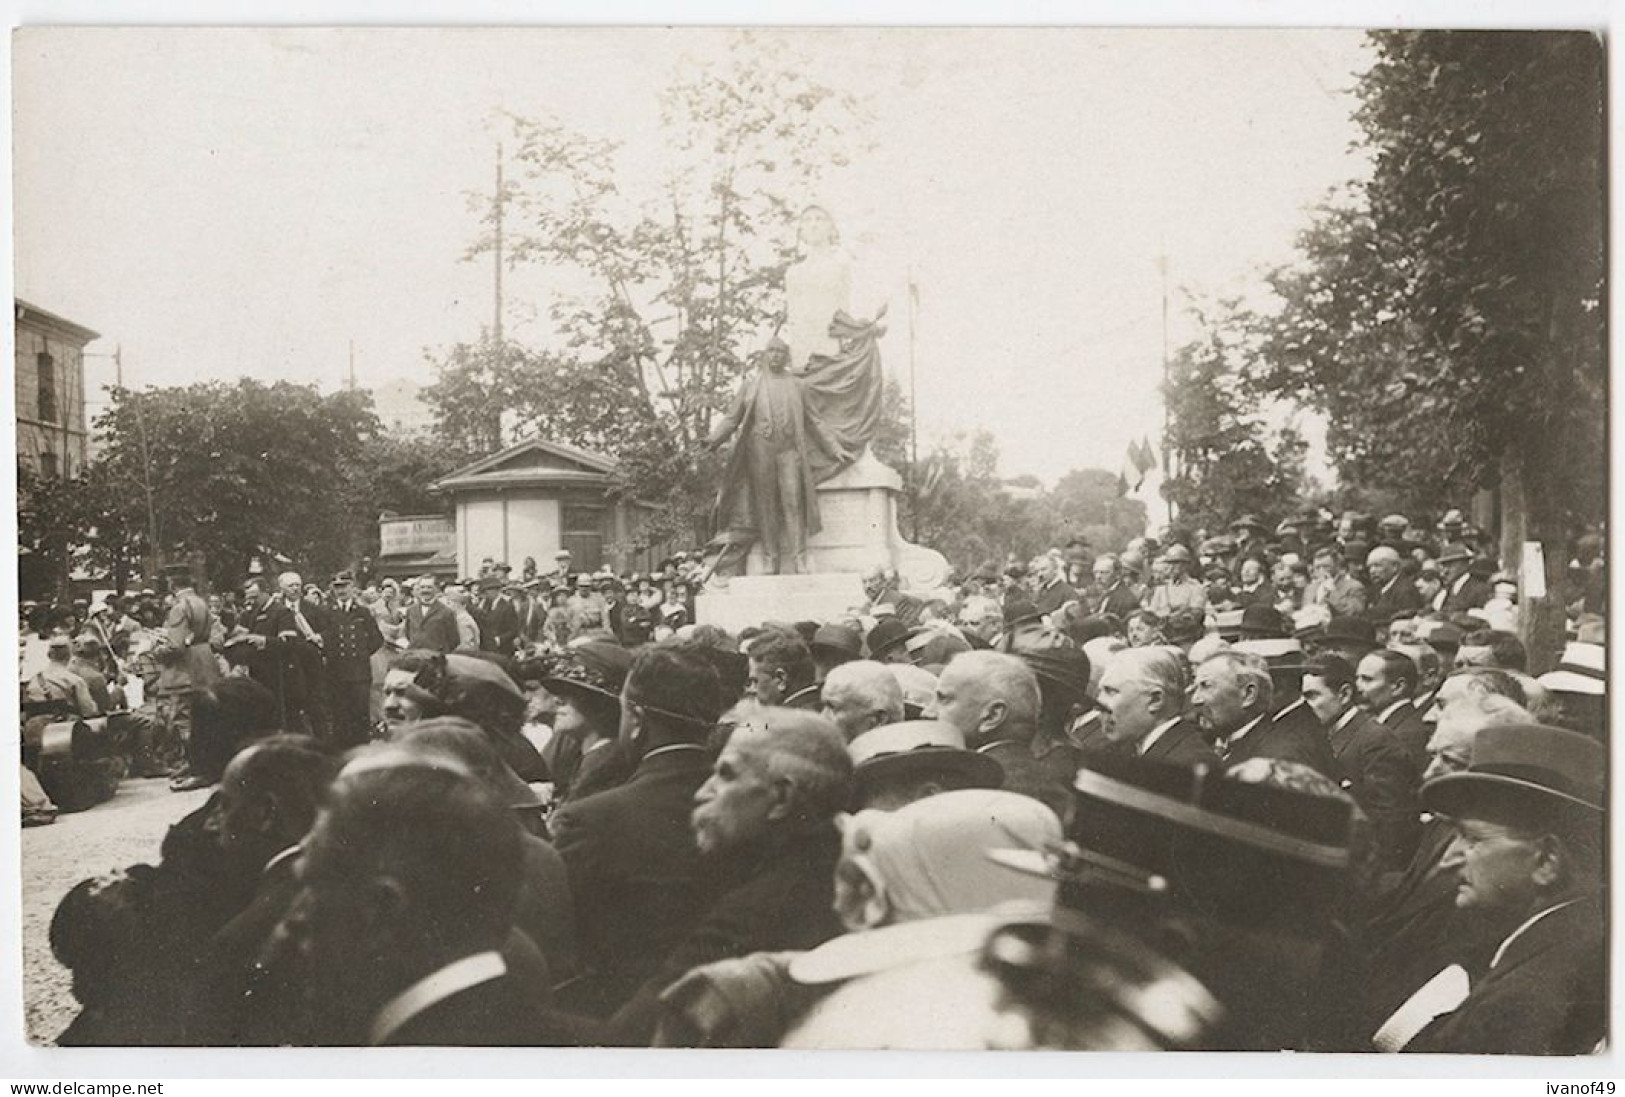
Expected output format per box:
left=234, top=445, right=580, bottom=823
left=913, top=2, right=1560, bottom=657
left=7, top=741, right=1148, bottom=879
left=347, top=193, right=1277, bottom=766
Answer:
left=783, top=205, right=852, bottom=372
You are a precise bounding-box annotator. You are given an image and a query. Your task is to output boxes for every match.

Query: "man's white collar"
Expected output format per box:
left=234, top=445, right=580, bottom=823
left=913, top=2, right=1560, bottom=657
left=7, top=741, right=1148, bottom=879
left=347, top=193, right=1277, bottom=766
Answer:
left=369, top=950, right=506, bottom=1045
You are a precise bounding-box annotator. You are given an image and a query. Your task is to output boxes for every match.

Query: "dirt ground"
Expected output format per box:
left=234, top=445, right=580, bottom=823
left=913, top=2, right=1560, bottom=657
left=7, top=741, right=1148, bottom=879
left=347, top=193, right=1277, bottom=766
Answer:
left=20, top=777, right=213, bottom=1045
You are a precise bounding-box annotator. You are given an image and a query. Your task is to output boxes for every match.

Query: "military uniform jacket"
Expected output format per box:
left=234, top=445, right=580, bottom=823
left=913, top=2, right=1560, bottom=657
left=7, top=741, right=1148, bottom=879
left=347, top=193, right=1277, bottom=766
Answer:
left=157, top=590, right=220, bottom=693
left=320, top=600, right=384, bottom=682
left=1143, top=578, right=1208, bottom=619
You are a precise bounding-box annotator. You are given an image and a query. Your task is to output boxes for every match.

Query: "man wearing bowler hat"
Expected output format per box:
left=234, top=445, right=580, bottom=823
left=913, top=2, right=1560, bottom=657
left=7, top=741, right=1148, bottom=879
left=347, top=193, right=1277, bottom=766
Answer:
left=1396, top=724, right=1605, bottom=1054
left=808, top=623, right=862, bottom=682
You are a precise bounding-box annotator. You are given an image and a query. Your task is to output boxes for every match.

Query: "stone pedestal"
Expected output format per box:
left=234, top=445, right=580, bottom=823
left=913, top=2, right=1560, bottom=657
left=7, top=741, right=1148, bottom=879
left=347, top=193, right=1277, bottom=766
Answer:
left=695, top=573, right=868, bottom=634
left=703, top=448, right=951, bottom=627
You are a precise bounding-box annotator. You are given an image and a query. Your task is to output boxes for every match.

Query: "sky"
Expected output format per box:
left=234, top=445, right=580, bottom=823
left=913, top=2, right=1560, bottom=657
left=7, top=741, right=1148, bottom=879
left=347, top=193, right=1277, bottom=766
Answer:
left=14, top=26, right=1373, bottom=486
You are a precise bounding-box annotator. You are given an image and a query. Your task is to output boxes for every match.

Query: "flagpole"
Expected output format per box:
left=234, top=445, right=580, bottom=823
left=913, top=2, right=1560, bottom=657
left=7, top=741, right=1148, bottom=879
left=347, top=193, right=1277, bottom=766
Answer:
left=908, top=267, right=920, bottom=542
left=1159, top=247, right=1175, bottom=528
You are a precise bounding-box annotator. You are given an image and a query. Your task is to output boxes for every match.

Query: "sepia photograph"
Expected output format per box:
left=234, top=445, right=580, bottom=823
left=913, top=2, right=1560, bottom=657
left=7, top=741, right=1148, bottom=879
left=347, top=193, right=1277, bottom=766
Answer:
left=8, top=14, right=1610, bottom=1068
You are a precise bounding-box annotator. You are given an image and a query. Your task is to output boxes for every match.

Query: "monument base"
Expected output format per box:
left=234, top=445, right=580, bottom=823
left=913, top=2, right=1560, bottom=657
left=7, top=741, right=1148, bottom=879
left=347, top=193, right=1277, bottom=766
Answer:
left=696, top=572, right=867, bottom=633
left=742, top=448, right=950, bottom=592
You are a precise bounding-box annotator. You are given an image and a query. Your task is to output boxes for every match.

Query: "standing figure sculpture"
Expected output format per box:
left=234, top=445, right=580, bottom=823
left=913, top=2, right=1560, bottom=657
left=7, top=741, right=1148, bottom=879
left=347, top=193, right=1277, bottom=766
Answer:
left=706, top=340, right=846, bottom=576
left=703, top=206, right=890, bottom=580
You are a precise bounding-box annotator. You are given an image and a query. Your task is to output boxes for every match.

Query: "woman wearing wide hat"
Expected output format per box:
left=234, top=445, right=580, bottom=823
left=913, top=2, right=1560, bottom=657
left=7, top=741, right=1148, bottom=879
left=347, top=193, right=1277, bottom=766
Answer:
left=539, top=641, right=635, bottom=805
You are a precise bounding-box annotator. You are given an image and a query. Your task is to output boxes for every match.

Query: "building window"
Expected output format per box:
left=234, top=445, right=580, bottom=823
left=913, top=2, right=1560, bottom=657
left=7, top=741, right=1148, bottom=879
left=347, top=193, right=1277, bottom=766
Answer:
left=38, top=451, right=58, bottom=479
left=562, top=504, right=607, bottom=572
left=36, top=352, right=57, bottom=424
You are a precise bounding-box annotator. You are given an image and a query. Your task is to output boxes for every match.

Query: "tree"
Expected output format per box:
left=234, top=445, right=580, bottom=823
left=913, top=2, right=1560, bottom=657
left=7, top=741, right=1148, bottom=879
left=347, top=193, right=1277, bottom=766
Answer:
left=427, top=32, right=873, bottom=547
left=338, top=431, right=475, bottom=558
left=95, top=380, right=379, bottom=587
left=1162, top=299, right=1309, bottom=536
left=1255, top=31, right=1605, bottom=668
left=1049, top=468, right=1149, bottom=552
left=17, top=462, right=140, bottom=601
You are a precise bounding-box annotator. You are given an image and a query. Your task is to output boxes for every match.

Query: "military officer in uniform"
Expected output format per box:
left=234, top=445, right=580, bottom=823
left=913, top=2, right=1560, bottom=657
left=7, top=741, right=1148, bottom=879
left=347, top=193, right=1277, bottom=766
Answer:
left=1142, top=544, right=1210, bottom=622
left=155, top=562, right=221, bottom=786
left=321, top=571, right=384, bottom=749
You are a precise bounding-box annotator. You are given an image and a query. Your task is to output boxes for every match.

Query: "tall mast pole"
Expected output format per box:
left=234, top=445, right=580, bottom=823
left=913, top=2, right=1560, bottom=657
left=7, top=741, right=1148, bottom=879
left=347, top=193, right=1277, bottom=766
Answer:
left=493, top=142, right=505, bottom=349
left=1159, top=249, right=1175, bottom=526
left=908, top=268, right=920, bottom=541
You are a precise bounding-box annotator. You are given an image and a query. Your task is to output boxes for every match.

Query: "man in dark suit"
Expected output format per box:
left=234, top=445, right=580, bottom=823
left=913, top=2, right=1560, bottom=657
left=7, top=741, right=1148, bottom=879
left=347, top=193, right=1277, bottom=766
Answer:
left=476, top=577, right=522, bottom=656
left=319, top=572, right=383, bottom=750
left=54, top=736, right=336, bottom=1047
left=581, top=709, right=852, bottom=1045
left=1192, top=650, right=1337, bottom=779
left=255, top=571, right=330, bottom=738
left=288, top=763, right=560, bottom=1046
left=1400, top=724, right=1604, bottom=1055
left=1090, top=554, right=1143, bottom=621
left=1030, top=554, right=1078, bottom=616
left=1301, top=654, right=1420, bottom=869
left=934, top=650, right=1080, bottom=818
left=1094, top=645, right=1219, bottom=768
left=519, top=582, right=551, bottom=646
left=1357, top=648, right=1431, bottom=769
left=1436, top=543, right=1492, bottom=615
left=1361, top=699, right=1520, bottom=1035
left=548, top=644, right=728, bottom=1017
left=1365, top=545, right=1422, bottom=624
left=403, top=575, right=459, bottom=654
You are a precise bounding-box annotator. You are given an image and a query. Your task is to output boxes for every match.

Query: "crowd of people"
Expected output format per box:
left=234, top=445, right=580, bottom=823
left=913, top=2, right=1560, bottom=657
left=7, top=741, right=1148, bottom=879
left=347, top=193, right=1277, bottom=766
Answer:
left=25, top=503, right=1608, bottom=1053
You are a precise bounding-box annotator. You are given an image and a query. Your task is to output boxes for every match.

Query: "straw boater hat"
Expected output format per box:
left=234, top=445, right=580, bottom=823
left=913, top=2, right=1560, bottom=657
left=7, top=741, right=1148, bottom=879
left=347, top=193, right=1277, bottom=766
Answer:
left=1537, top=641, right=1605, bottom=696
left=848, top=720, right=1003, bottom=800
